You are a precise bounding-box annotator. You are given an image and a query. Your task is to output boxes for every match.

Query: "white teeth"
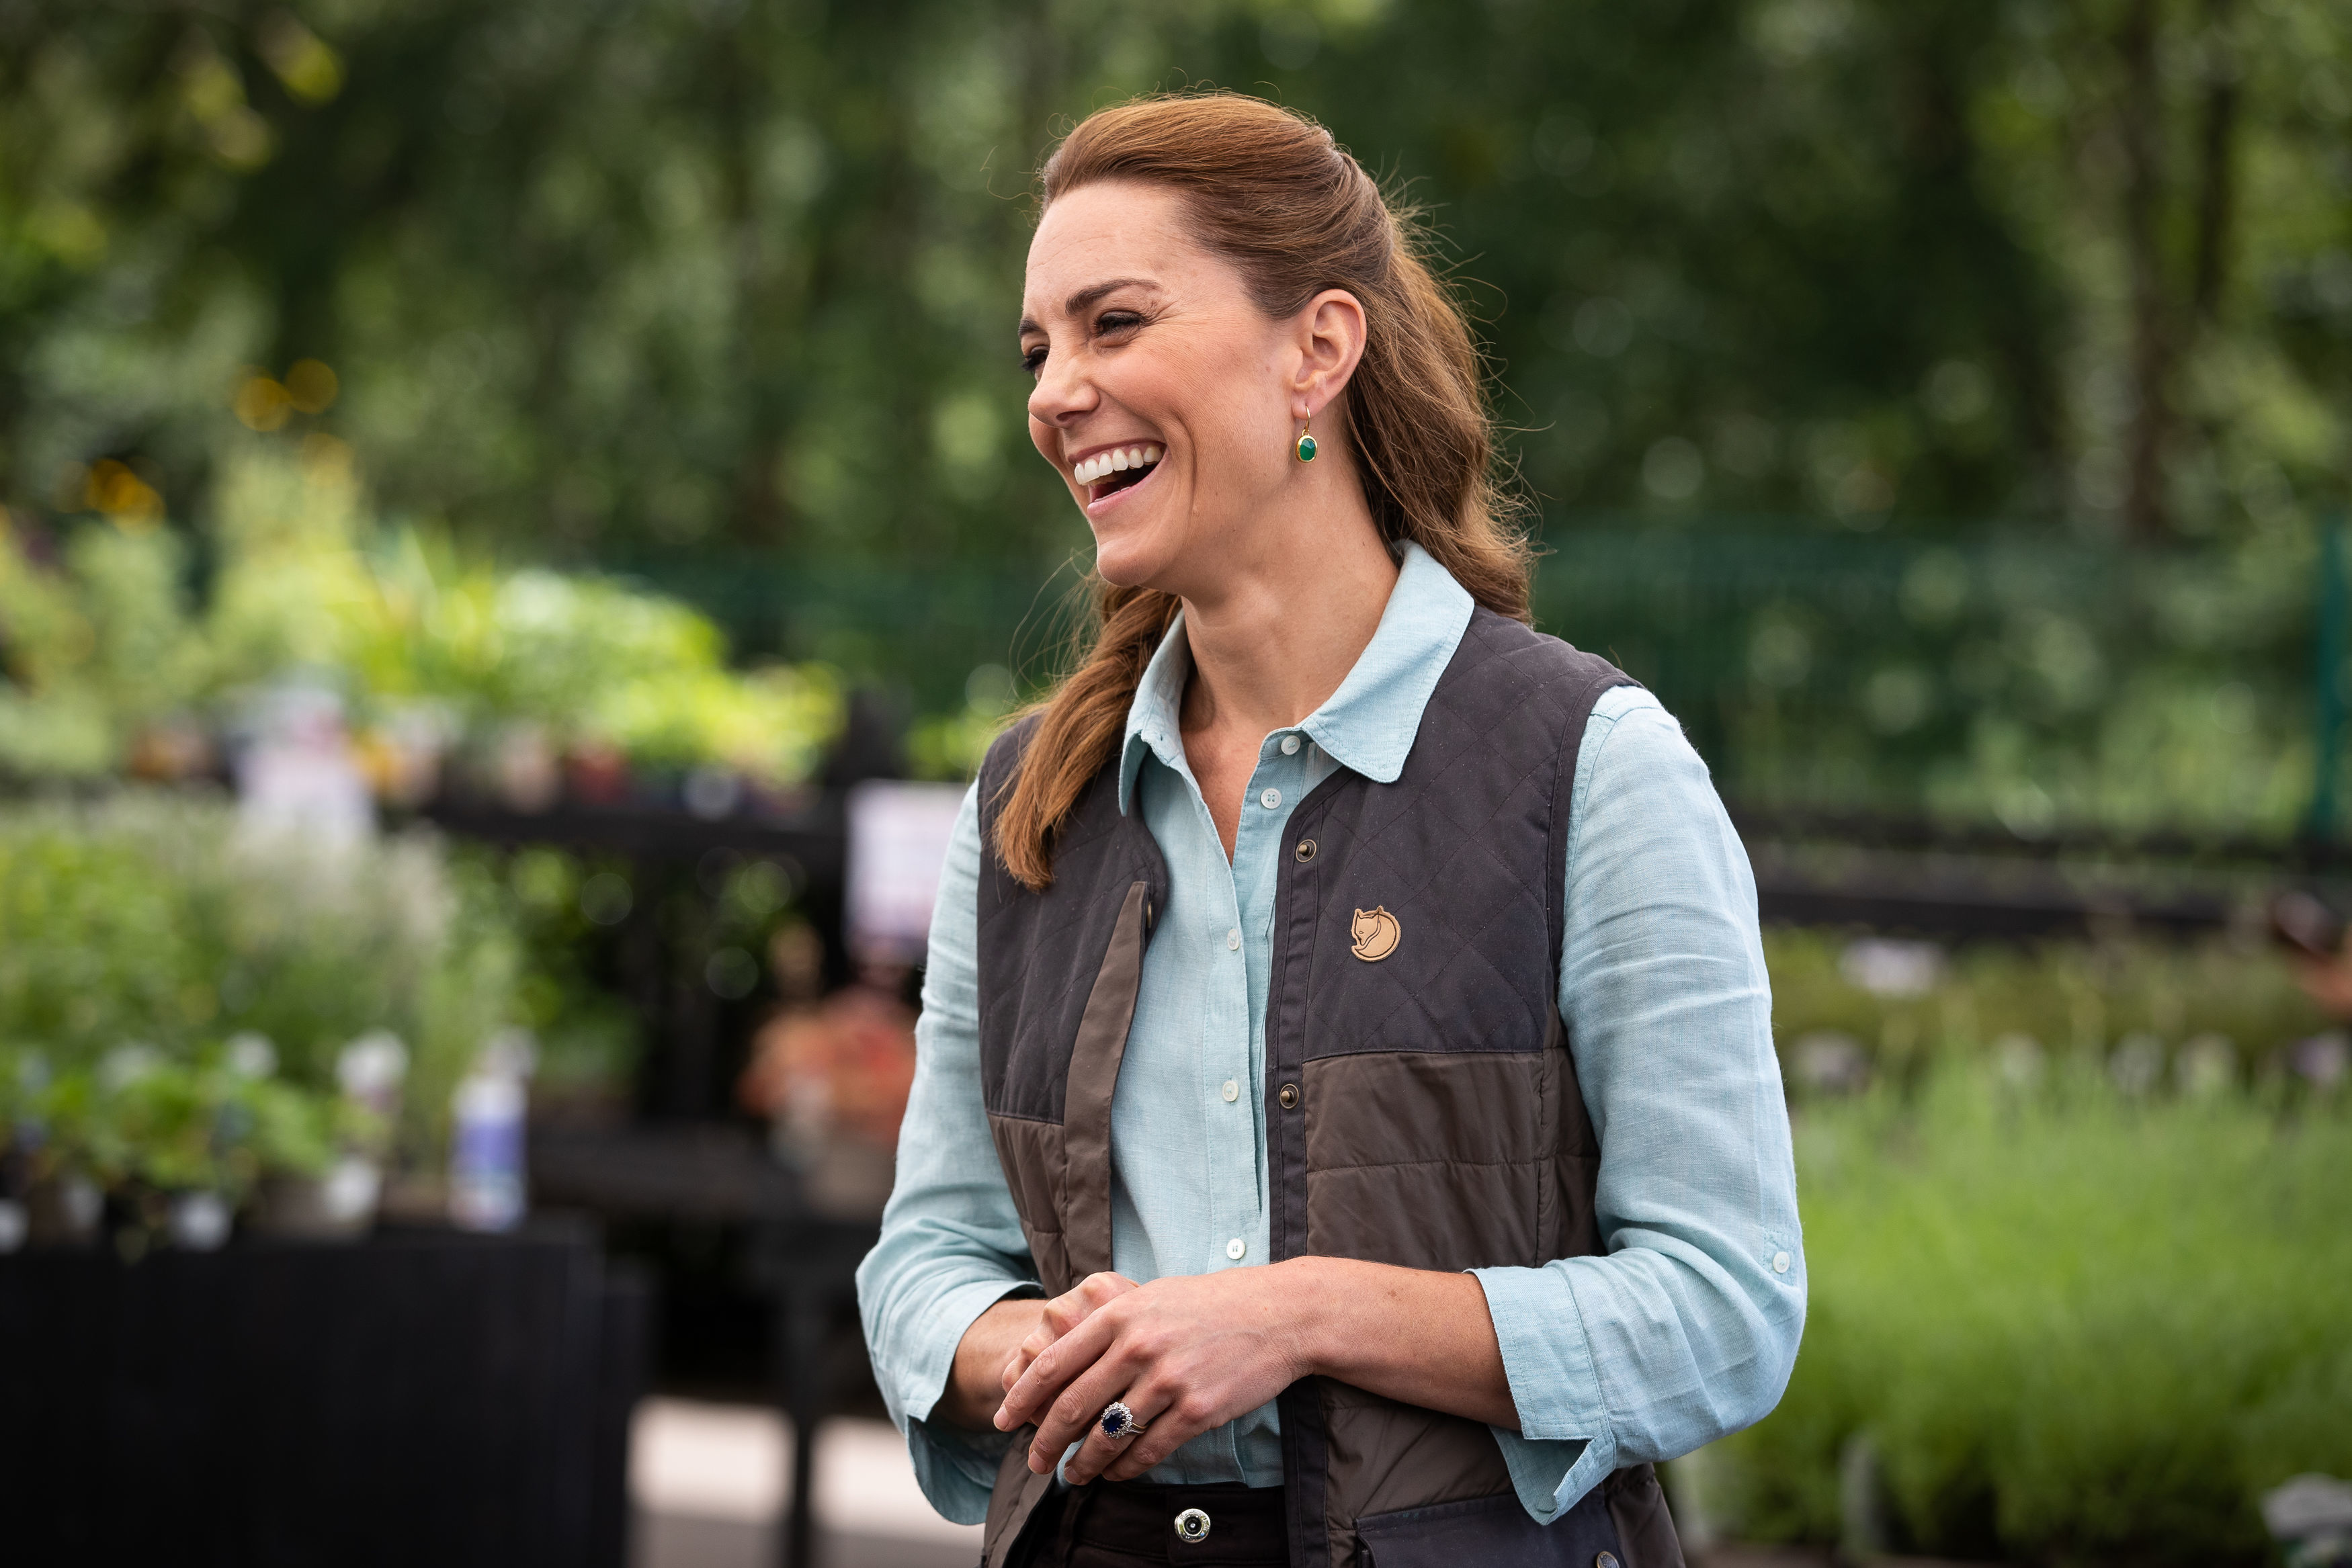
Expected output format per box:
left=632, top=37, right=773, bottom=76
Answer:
left=1073, top=446, right=1163, bottom=487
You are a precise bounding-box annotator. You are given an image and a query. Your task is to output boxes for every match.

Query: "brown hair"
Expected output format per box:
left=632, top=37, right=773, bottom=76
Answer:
left=995, top=91, right=1534, bottom=891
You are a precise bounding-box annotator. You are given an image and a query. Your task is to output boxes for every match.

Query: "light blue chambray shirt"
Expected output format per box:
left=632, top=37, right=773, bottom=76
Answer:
left=856, top=543, right=1805, bottom=1528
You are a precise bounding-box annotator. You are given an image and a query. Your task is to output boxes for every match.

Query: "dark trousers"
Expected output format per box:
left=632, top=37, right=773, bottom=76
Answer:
left=1013, top=1480, right=1289, bottom=1567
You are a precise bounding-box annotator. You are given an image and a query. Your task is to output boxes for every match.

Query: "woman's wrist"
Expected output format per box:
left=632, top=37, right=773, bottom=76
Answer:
left=1269, top=1255, right=1518, bottom=1429
left=1270, top=1255, right=1350, bottom=1382
left=937, top=1296, right=1047, bottom=1432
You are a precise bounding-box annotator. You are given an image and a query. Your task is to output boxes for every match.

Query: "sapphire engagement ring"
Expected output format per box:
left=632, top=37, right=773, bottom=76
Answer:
left=1099, top=1401, right=1148, bottom=1440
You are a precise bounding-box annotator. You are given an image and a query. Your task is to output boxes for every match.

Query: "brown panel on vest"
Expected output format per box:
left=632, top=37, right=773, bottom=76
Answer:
left=1058, top=879, right=1151, bottom=1280
left=1603, top=1465, right=1687, bottom=1568
left=1307, top=1162, right=1541, bottom=1272
left=986, top=1114, right=1073, bottom=1297
left=1318, top=1381, right=1516, bottom=1568
left=1302, top=1051, right=1548, bottom=1169
left=982, top=1441, right=1056, bottom=1567
left=1536, top=1029, right=1605, bottom=1263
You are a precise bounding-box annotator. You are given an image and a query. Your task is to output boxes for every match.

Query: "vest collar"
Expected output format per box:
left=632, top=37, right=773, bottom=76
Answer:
left=1116, top=542, right=1476, bottom=814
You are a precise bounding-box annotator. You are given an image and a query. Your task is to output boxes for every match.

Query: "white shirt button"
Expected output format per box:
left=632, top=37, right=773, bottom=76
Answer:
left=1772, top=1251, right=1792, bottom=1274
left=1221, top=1080, right=1239, bottom=1102
left=1260, top=788, right=1282, bottom=810
left=1280, top=735, right=1301, bottom=756
left=1226, top=1237, right=1247, bottom=1260
left=1226, top=928, right=1241, bottom=951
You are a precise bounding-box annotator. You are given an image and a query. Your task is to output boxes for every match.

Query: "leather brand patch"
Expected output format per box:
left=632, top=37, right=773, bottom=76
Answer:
left=1349, top=906, right=1401, bottom=962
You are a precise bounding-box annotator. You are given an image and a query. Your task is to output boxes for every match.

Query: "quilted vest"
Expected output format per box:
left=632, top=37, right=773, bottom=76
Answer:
left=972, top=607, right=1685, bottom=1568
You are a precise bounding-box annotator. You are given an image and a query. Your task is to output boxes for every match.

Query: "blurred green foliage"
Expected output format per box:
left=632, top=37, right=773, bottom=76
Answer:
left=1689, top=930, right=2349, bottom=1563
left=1764, top=926, right=2331, bottom=1082
left=0, top=5, right=2339, bottom=1068
left=0, top=438, right=843, bottom=785
left=7, top=0, right=2345, bottom=828
left=1687, top=1051, right=2351, bottom=1565
left=0, top=790, right=521, bottom=1190
left=4, top=0, right=2345, bottom=552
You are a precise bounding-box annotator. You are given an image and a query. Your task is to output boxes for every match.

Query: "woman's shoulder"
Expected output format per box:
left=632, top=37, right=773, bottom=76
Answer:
left=1580, top=684, right=1706, bottom=781
left=1570, top=684, right=1724, bottom=841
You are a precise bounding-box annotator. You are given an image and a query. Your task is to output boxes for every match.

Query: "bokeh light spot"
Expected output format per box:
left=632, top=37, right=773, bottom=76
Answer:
left=235, top=373, right=293, bottom=431
left=286, top=359, right=339, bottom=414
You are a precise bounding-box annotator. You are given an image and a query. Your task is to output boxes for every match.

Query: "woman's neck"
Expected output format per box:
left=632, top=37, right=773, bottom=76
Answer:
left=1174, top=505, right=1400, bottom=746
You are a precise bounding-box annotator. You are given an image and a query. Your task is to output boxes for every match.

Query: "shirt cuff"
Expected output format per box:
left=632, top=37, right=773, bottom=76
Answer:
left=891, top=1276, right=1043, bottom=1522
left=905, top=1414, right=1016, bottom=1525
left=1471, top=1263, right=1618, bottom=1522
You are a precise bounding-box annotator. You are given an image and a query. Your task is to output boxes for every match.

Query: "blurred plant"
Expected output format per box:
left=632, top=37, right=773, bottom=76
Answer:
left=1691, top=1053, right=2352, bottom=1565
left=0, top=441, right=844, bottom=793
left=0, top=512, right=209, bottom=780
left=0, top=789, right=520, bottom=1187
left=1764, top=926, right=2337, bottom=1098
left=36, top=1041, right=347, bottom=1202
left=458, top=844, right=640, bottom=1098
left=907, top=662, right=1021, bottom=781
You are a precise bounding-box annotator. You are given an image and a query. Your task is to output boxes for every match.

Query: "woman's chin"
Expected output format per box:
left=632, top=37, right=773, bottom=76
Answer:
left=1089, top=522, right=1177, bottom=592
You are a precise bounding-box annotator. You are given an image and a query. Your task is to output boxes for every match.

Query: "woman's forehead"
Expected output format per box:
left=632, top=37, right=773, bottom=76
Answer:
left=1023, top=183, right=1212, bottom=320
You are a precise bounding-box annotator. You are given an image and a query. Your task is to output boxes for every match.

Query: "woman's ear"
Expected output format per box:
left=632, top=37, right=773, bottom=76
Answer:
left=1290, top=288, right=1368, bottom=420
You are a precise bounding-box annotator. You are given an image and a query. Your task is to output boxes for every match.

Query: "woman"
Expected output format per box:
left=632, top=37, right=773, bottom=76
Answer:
left=857, top=93, right=1803, bottom=1568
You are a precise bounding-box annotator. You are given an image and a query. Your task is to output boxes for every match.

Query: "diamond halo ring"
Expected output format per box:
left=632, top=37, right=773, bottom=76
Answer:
left=1099, top=1401, right=1148, bottom=1440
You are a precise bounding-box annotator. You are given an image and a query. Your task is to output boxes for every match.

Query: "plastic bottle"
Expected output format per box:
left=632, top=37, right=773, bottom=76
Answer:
left=448, top=1031, right=534, bottom=1232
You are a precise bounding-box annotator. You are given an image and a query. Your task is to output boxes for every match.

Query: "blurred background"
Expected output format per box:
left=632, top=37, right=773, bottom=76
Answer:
left=1, top=1, right=2350, bottom=1566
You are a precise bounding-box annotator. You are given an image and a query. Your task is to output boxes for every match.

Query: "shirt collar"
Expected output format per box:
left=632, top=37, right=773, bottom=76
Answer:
left=1116, top=542, right=1476, bottom=814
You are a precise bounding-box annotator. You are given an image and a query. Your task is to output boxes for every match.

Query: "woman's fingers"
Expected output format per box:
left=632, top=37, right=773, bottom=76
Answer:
left=1058, top=1381, right=1175, bottom=1485
left=1003, top=1268, right=1310, bottom=1478
left=1025, top=1329, right=1145, bottom=1473
left=991, top=1272, right=1141, bottom=1420
left=995, top=1295, right=1126, bottom=1432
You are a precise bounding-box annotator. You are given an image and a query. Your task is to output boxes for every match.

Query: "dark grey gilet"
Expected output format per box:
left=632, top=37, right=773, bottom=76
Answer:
left=972, top=608, right=1685, bottom=1568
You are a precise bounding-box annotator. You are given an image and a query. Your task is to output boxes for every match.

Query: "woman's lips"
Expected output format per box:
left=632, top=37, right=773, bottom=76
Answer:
left=1084, top=456, right=1162, bottom=517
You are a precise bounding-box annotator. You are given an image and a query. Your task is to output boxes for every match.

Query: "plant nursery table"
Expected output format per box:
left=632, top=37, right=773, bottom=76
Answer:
left=0, top=1218, right=648, bottom=1568
left=532, top=1121, right=880, bottom=1568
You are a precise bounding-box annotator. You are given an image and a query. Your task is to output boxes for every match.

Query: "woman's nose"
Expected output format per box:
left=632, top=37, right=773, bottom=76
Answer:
left=1027, top=350, right=1095, bottom=427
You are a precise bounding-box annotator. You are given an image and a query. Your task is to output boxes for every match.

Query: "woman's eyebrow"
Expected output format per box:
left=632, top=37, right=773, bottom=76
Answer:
left=1020, top=277, right=1161, bottom=335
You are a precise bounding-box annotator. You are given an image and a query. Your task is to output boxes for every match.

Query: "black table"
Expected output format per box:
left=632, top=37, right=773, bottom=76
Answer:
left=532, top=1123, right=883, bottom=1568
left=0, top=1219, right=647, bottom=1567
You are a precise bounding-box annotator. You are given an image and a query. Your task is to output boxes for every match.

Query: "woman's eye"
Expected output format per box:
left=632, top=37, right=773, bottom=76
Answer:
left=1020, top=345, right=1048, bottom=375
left=1096, top=310, right=1144, bottom=335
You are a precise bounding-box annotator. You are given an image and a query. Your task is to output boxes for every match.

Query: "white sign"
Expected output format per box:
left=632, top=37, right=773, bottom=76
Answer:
left=845, top=781, right=968, bottom=965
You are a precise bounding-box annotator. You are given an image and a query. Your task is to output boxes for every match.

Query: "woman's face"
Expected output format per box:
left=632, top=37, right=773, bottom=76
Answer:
left=1021, top=180, right=1324, bottom=595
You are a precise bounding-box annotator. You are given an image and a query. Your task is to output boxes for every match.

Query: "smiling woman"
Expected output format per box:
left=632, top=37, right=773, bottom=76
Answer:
left=857, top=92, right=1804, bottom=1568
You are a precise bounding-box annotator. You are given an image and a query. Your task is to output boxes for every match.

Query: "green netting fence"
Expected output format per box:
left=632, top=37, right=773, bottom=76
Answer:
left=624, top=517, right=2349, bottom=844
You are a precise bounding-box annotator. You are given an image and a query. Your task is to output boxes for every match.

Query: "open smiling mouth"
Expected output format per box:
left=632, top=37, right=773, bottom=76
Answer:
left=1074, top=443, right=1163, bottom=506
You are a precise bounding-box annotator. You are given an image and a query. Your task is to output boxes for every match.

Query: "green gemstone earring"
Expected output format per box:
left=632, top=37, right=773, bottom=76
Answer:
left=1295, top=417, right=1318, bottom=463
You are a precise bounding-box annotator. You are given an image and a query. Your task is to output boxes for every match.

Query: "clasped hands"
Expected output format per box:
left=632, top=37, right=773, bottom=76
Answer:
left=989, top=1264, right=1310, bottom=1485
left=947, top=1254, right=1512, bottom=1486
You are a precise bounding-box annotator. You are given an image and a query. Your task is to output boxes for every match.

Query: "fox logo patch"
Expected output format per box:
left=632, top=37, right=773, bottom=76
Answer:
left=1349, top=906, right=1401, bottom=962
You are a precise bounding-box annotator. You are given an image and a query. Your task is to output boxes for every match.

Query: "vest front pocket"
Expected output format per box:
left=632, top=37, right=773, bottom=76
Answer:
left=1354, top=1487, right=1620, bottom=1568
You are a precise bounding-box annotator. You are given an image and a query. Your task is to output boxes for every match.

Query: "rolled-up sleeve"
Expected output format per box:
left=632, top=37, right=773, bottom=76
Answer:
left=855, top=783, right=1042, bottom=1523
left=1470, top=687, right=1806, bottom=1523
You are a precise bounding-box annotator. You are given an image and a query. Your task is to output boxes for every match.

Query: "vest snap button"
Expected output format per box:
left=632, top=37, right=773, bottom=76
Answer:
left=1294, top=838, right=1316, bottom=863
left=1278, top=1084, right=1299, bottom=1110
left=1596, top=1555, right=1620, bottom=1568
